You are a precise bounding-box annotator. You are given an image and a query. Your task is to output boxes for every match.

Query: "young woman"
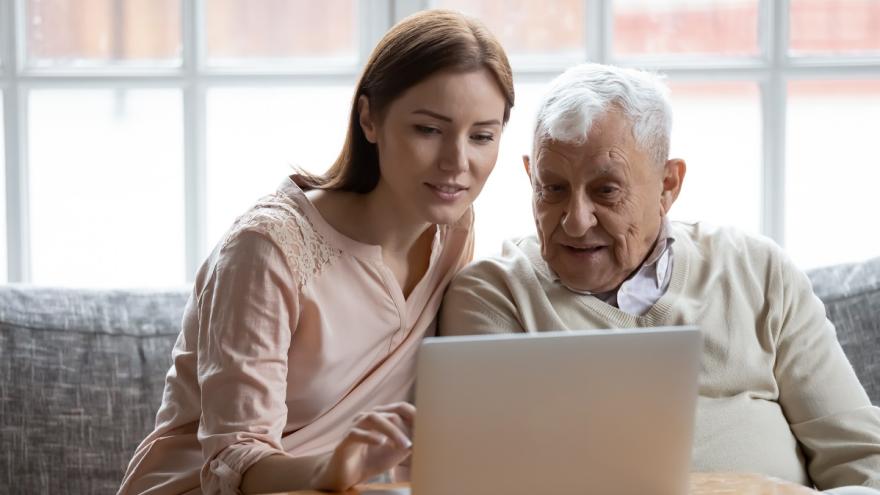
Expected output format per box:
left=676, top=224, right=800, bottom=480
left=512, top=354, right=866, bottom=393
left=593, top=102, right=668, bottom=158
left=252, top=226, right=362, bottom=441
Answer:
left=117, top=9, right=514, bottom=495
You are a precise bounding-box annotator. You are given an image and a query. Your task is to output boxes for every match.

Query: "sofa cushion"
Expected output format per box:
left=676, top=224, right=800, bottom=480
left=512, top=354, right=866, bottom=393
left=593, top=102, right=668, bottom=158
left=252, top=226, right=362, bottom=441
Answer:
left=0, top=285, right=189, bottom=494
left=807, top=256, right=880, bottom=406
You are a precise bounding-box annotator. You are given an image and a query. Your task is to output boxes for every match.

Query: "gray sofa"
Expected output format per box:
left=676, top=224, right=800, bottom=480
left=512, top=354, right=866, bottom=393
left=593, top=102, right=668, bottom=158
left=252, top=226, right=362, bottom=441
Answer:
left=1, top=258, right=879, bottom=494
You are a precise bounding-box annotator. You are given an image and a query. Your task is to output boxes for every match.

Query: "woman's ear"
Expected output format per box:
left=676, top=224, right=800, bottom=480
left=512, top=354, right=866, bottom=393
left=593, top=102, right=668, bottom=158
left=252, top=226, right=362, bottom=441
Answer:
left=357, top=95, right=378, bottom=144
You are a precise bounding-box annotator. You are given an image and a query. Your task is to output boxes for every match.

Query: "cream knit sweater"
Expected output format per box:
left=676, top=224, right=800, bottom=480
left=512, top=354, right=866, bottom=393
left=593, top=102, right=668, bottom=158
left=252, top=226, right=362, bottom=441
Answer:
left=438, top=221, right=880, bottom=490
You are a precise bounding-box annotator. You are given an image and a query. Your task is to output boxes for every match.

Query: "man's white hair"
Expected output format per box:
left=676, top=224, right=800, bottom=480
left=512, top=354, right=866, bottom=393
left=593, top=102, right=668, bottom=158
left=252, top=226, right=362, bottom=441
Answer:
left=534, top=63, right=673, bottom=166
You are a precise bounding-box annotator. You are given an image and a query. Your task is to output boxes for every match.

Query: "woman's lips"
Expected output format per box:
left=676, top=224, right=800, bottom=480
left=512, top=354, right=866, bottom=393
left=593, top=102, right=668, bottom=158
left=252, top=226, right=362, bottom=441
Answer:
left=426, top=183, right=467, bottom=201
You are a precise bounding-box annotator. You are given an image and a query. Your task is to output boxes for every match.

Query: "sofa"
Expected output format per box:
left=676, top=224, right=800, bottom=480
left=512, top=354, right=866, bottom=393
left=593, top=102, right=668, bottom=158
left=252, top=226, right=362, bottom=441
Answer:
left=1, top=257, right=879, bottom=494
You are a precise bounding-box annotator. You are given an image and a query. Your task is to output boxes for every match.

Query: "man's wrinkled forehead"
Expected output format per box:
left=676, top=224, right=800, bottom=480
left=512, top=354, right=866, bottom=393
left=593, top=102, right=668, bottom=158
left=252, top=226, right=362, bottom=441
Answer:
left=535, top=140, right=621, bottom=177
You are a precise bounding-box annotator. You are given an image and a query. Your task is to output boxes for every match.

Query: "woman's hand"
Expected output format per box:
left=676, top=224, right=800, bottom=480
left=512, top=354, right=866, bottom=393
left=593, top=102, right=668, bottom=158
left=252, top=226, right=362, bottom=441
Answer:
left=311, top=402, right=416, bottom=491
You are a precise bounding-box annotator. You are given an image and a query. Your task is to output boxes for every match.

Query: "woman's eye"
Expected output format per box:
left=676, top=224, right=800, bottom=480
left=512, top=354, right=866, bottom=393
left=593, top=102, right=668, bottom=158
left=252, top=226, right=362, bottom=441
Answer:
left=415, top=125, right=440, bottom=135
left=471, top=133, right=495, bottom=143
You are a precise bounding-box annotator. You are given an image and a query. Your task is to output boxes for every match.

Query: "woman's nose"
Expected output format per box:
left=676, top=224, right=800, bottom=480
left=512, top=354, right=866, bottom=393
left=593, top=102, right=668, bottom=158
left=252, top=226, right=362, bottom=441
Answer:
left=438, top=137, right=468, bottom=174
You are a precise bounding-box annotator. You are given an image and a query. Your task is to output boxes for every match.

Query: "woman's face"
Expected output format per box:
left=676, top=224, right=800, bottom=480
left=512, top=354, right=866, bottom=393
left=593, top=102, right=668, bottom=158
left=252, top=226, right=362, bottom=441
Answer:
left=359, top=68, right=507, bottom=226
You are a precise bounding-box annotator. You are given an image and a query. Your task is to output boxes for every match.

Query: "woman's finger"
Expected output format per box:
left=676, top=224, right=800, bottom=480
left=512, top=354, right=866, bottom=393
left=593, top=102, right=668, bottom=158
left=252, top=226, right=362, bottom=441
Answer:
left=346, top=427, right=386, bottom=447
left=373, top=402, right=416, bottom=427
left=355, top=412, right=412, bottom=449
left=376, top=411, right=409, bottom=435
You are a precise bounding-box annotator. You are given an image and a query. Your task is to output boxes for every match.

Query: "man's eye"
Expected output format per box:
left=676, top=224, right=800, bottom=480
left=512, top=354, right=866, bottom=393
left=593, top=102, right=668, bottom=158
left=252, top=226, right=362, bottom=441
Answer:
left=537, top=184, right=566, bottom=203
left=597, top=185, right=620, bottom=197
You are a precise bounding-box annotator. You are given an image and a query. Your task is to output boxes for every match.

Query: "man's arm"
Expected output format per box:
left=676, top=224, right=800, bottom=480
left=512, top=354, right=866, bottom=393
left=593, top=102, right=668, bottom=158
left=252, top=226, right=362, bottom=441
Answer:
left=773, top=253, right=880, bottom=490
left=438, top=261, right=526, bottom=336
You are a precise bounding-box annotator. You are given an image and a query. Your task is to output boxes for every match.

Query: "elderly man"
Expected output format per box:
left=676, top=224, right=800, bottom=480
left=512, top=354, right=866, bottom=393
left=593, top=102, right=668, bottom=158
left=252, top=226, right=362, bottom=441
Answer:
left=438, top=63, right=880, bottom=493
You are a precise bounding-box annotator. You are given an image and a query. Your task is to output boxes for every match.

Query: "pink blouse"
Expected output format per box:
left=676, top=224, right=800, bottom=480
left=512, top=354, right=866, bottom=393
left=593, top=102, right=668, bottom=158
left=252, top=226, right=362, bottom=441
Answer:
left=117, top=177, right=474, bottom=495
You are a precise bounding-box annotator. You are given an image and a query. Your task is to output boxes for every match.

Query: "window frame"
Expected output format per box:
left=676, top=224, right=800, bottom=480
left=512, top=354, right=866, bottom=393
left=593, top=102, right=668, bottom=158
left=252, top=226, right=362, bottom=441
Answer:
left=1, top=0, right=879, bottom=284
left=1, top=0, right=394, bottom=284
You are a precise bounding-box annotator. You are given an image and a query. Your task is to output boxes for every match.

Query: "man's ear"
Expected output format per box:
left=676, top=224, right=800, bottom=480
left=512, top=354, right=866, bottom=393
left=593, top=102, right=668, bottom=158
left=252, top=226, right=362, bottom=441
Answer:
left=522, top=154, right=532, bottom=181
left=660, top=158, right=686, bottom=215
left=357, top=95, right=377, bottom=144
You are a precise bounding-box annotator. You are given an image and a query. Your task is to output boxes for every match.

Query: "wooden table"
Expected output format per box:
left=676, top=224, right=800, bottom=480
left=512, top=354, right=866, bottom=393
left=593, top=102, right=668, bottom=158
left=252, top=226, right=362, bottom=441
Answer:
left=270, top=472, right=820, bottom=494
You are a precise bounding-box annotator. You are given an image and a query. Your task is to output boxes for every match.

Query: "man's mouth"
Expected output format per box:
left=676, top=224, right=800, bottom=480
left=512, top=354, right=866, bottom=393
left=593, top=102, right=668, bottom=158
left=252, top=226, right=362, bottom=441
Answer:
left=561, top=243, right=607, bottom=255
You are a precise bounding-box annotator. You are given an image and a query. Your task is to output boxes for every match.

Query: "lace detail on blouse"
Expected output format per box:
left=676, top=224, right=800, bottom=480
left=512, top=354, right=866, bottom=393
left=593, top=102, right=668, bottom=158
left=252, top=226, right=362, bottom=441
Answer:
left=224, top=192, right=342, bottom=289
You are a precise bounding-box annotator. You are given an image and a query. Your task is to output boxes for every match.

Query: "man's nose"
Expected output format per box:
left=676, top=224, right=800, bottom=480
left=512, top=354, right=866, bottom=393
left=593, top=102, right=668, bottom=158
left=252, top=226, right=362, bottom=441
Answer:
left=438, top=136, right=468, bottom=174
left=561, top=193, right=597, bottom=237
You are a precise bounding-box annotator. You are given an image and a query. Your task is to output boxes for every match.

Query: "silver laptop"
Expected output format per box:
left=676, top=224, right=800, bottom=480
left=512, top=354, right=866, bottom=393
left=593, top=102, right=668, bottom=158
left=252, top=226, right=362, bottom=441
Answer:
left=408, top=326, right=701, bottom=495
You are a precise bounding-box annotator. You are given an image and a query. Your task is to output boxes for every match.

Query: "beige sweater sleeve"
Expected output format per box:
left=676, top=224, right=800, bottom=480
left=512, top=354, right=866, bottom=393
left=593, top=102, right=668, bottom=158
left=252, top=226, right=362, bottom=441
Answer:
left=438, top=259, right=526, bottom=336
left=772, top=252, right=880, bottom=490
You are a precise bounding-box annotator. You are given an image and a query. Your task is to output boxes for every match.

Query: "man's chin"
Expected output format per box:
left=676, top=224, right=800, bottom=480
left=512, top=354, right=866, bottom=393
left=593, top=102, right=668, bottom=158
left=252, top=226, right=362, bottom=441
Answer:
left=556, top=274, right=609, bottom=294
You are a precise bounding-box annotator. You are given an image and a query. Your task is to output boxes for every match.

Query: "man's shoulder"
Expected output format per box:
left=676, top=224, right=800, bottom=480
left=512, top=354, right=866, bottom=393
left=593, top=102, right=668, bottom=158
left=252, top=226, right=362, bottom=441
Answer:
left=441, top=235, right=550, bottom=335
left=670, top=220, right=789, bottom=274
left=672, top=220, right=781, bottom=255
left=453, top=235, right=546, bottom=288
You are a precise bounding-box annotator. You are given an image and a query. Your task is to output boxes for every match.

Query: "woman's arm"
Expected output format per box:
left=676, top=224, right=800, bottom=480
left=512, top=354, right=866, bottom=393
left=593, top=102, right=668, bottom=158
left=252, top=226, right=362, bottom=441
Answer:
left=240, top=453, right=329, bottom=493
left=196, top=230, right=301, bottom=493
left=241, top=402, right=415, bottom=493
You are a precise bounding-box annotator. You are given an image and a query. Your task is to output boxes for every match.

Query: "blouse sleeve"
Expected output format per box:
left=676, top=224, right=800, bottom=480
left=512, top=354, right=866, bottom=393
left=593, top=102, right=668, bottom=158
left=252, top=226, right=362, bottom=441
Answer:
left=772, top=251, right=880, bottom=490
left=195, top=230, right=299, bottom=494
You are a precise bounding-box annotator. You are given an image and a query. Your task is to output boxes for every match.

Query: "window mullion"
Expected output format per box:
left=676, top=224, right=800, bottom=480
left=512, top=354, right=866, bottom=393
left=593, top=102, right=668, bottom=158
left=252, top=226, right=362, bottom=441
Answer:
left=0, top=0, right=8, bottom=81
left=393, top=0, right=428, bottom=23
left=4, top=0, right=29, bottom=283
left=760, top=0, right=788, bottom=246
left=183, top=0, right=206, bottom=281
left=361, top=0, right=395, bottom=65
left=590, top=0, right=610, bottom=64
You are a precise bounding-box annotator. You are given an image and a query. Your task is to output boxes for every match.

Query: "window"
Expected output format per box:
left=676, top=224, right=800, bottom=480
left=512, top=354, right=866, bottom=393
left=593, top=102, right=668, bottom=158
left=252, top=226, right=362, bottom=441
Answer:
left=205, top=85, right=353, bottom=247
left=667, top=82, right=762, bottom=235
left=436, top=0, right=880, bottom=265
left=434, top=0, right=586, bottom=66
left=28, top=89, right=185, bottom=286
left=612, top=0, right=760, bottom=57
left=204, top=0, right=358, bottom=67
left=25, top=0, right=182, bottom=68
left=4, top=0, right=361, bottom=287
left=786, top=79, right=880, bottom=267
left=2, top=0, right=878, bottom=287
left=789, top=0, right=880, bottom=56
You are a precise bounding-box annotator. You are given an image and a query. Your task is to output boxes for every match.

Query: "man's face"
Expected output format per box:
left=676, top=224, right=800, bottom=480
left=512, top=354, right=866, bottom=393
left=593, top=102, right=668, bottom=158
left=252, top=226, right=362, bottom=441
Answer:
left=528, top=109, right=683, bottom=293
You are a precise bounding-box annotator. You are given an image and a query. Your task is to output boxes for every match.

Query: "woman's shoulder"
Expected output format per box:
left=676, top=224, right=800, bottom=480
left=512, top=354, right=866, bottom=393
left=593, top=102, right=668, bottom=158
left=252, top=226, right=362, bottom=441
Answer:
left=218, top=185, right=344, bottom=289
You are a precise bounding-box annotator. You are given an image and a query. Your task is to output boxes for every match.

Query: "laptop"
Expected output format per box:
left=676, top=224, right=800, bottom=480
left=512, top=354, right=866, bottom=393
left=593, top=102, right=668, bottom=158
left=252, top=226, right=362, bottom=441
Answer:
left=407, top=326, right=702, bottom=495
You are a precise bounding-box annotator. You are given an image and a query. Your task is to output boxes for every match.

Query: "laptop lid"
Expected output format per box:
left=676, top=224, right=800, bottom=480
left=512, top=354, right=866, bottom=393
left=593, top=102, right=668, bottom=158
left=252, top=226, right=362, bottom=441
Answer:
left=410, top=326, right=701, bottom=495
